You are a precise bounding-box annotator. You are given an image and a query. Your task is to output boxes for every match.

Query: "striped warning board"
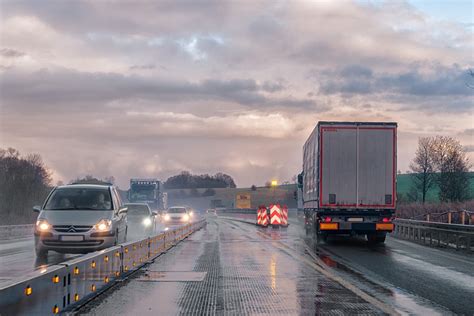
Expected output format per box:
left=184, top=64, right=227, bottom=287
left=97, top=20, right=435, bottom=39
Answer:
left=270, top=204, right=281, bottom=227
left=281, top=205, right=289, bottom=227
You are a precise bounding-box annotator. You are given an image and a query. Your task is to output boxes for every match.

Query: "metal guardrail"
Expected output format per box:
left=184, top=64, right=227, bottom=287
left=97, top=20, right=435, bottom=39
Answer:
left=0, top=219, right=206, bottom=315
left=0, top=224, right=34, bottom=240
left=410, top=209, right=474, bottom=225
left=392, top=219, right=474, bottom=252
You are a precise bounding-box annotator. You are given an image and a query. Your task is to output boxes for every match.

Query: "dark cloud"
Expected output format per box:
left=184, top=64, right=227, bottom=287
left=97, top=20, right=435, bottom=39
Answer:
left=0, top=69, right=319, bottom=113
left=319, top=64, right=473, bottom=98
left=0, top=48, right=25, bottom=58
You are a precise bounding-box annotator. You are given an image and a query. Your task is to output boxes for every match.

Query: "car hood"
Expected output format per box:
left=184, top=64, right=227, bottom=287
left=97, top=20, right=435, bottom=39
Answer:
left=39, top=210, right=113, bottom=225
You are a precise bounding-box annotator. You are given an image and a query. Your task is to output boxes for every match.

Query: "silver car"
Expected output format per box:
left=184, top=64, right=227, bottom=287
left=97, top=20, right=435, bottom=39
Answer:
left=124, top=203, right=158, bottom=236
left=33, top=184, right=128, bottom=257
left=162, top=206, right=193, bottom=225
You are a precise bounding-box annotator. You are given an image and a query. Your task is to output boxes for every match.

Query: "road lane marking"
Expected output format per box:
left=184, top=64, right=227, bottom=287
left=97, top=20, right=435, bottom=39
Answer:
left=218, top=217, right=400, bottom=316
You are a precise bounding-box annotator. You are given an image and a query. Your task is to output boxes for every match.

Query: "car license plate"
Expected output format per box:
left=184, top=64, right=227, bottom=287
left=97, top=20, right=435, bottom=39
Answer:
left=60, top=235, right=84, bottom=241
left=347, top=217, right=364, bottom=222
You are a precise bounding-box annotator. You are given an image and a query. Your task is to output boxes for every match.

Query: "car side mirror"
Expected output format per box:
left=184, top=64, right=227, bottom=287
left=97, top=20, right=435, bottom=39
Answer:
left=152, top=211, right=158, bottom=216
left=118, top=207, right=128, bottom=214
left=33, top=205, right=42, bottom=213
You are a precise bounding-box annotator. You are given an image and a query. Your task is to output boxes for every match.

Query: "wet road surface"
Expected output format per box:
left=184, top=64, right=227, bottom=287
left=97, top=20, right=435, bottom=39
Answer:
left=79, top=216, right=393, bottom=315
left=0, top=222, right=170, bottom=287
left=222, top=211, right=474, bottom=315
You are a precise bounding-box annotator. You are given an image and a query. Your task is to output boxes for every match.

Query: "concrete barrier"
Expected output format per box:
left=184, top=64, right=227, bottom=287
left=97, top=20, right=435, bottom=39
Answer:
left=0, top=219, right=206, bottom=315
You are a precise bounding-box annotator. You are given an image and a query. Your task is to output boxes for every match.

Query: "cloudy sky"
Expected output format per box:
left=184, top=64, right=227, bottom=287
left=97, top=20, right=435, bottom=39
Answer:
left=0, top=0, right=472, bottom=188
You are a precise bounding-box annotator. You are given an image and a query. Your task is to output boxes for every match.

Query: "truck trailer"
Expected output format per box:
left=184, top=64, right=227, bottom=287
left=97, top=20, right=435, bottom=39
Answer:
left=299, top=121, right=397, bottom=243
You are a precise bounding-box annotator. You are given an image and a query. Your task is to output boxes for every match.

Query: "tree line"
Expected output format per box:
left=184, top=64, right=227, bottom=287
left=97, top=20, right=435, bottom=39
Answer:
left=163, top=171, right=236, bottom=189
left=0, top=148, right=52, bottom=224
left=409, top=136, right=472, bottom=203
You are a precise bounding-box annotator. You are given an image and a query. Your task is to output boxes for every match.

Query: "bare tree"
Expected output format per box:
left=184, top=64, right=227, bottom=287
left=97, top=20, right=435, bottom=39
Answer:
left=410, top=137, right=436, bottom=203
left=0, top=148, right=52, bottom=224
left=431, top=136, right=471, bottom=202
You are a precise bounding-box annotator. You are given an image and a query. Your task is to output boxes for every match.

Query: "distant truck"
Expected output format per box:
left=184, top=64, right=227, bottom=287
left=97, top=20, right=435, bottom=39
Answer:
left=299, top=121, right=397, bottom=244
left=128, top=179, right=167, bottom=210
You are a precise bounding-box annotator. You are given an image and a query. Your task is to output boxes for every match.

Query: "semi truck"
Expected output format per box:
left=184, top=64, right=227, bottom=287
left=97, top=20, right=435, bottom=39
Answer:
left=299, top=121, right=397, bottom=244
left=128, top=179, right=167, bottom=210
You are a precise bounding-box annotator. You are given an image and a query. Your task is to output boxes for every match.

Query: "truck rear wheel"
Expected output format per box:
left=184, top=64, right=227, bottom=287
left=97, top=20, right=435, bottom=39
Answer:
left=367, top=233, right=386, bottom=244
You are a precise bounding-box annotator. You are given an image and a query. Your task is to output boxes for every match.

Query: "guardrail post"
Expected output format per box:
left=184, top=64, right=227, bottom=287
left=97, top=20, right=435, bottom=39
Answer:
left=448, top=212, right=452, bottom=224
left=426, top=214, right=430, bottom=222
left=461, top=211, right=465, bottom=225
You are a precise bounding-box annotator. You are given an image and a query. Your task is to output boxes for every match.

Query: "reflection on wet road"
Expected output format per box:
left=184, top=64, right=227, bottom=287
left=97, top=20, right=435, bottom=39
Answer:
left=79, top=216, right=390, bottom=315
left=0, top=220, right=171, bottom=286
left=223, top=211, right=474, bottom=315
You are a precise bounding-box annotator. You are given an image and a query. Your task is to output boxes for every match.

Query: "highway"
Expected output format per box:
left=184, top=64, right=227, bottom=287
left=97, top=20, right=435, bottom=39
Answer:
left=1, top=212, right=472, bottom=315
left=75, top=212, right=473, bottom=315
left=0, top=223, right=169, bottom=287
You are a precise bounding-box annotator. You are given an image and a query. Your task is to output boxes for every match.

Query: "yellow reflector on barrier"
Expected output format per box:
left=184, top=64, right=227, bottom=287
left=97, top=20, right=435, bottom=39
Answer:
left=125, top=248, right=128, bottom=253
left=91, top=284, right=96, bottom=292
left=74, top=294, right=79, bottom=301
left=91, top=261, right=96, bottom=269
left=320, top=223, right=339, bottom=230
left=74, top=267, right=80, bottom=275
left=53, top=305, right=59, bottom=314
left=104, top=276, right=109, bottom=283
left=24, top=285, right=32, bottom=296
left=104, top=256, right=109, bottom=263
left=124, top=266, right=129, bottom=271
left=115, top=271, right=120, bottom=277
left=115, top=251, right=120, bottom=257
left=52, top=275, right=59, bottom=283
left=376, top=223, right=394, bottom=231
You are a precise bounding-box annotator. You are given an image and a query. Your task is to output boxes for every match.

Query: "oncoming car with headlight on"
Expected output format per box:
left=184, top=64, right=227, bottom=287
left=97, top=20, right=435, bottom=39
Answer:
left=162, top=206, right=193, bottom=225
left=124, top=203, right=157, bottom=235
left=33, top=184, right=128, bottom=257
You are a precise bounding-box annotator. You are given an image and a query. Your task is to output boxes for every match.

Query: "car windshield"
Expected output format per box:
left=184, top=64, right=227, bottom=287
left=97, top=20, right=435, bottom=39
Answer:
left=126, top=204, right=150, bottom=216
left=44, top=187, right=113, bottom=210
left=168, top=207, right=186, bottom=213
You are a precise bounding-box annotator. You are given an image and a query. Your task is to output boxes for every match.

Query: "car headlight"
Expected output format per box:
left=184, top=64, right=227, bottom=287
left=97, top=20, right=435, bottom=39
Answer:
left=164, top=214, right=170, bottom=221
left=182, top=214, right=190, bottom=221
left=143, top=217, right=152, bottom=227
left=94, top=219, right=112, bottom=232
left=189, top=211, right=194, bottom=217
left=36, top=219, right=51, bottom=232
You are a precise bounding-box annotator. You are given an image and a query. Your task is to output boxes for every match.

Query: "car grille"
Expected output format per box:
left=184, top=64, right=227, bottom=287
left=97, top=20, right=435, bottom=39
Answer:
left=43, top=240, right=103, bottom=247
left=53, top=225, right=93, bottom=233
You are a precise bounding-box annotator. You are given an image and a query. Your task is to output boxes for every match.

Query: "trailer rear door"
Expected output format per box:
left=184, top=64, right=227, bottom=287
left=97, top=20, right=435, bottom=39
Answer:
left=357, top=128, right=395, bottom=208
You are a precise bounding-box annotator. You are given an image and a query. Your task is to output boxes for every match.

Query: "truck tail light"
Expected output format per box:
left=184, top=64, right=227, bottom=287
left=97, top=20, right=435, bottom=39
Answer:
left=322, top=217, right=332, bottom=222
left=382, top=217, right=391, bottom=223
